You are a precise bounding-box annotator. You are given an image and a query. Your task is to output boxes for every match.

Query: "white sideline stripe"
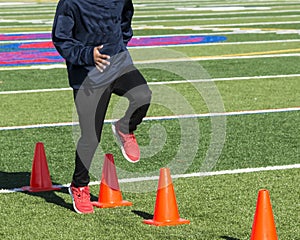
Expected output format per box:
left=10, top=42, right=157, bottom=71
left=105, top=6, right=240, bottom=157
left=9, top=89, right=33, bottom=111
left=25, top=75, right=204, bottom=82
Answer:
left=148, top=74, right=300, bottom=85
left=3, top=36, right=300, bottom=46
left=0, top=107, right=299, bottom=131
left=135, top=15, right=300, bottom=24
left=134, top=54, right=300, bottom=64
left=1, top=74, right=300, bottom=95
left=0, top=87, right=71, bottom=95
left=138, top=21, right=300, bottom=28
left=5, top=14, right=300, bottom=25
left=2, top=9, right=300, bottom=26
left=113, top=164, right=300, bottom=184
left=201, top=39, right=300, bottom=46
left=1, top=52, right=300, bottom=71
left=1, top=164, right=300, bottom=193
left=0, top=2, right=33, bottom=5
left=135, top=9, right=300, bottom=18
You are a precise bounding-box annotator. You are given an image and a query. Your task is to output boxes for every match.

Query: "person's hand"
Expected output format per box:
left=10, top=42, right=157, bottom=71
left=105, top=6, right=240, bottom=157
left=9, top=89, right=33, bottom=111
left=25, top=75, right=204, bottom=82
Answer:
left=93, top=45, right=110, bottom=72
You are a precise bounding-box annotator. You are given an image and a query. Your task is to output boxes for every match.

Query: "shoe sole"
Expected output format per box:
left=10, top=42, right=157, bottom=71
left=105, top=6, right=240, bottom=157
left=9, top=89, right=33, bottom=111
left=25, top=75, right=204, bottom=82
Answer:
left=68, top=186, right=94, bottom=214
left=111, top=123, right=140, bottom=163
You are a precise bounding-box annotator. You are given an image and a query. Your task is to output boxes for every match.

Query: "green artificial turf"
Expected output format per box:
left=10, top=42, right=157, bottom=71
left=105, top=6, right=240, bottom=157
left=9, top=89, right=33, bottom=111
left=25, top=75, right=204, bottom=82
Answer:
left=0, top=1, right=299, bottom=239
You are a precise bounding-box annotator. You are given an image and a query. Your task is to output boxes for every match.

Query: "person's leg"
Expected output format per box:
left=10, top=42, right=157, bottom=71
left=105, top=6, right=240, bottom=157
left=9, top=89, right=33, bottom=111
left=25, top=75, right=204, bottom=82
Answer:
left=69, top=84, right=113, bottom=214
left=111, top=67, right=151, bottom=162
left=72, top=85, right=112, bottom=187
left=112, top=67, right=152, bottom=133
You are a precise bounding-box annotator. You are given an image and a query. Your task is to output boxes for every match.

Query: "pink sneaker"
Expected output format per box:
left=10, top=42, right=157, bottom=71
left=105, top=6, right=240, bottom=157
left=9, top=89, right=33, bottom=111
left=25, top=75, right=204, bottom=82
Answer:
left=112, top=122, right=140, bottom=163
left=68, top=184, right=94, bottom=214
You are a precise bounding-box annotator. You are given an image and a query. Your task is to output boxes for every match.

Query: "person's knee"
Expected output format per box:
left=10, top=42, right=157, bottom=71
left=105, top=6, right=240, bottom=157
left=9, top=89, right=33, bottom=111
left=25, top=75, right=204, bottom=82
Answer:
left=133, top=85, right=152, bottom=106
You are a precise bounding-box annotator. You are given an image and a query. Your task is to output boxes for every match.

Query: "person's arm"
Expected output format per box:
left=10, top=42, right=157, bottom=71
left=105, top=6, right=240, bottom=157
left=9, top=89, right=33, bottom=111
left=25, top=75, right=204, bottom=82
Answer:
left=121, top=0, right=134, bottom=46
left=51, top=0, right=94, bottom=66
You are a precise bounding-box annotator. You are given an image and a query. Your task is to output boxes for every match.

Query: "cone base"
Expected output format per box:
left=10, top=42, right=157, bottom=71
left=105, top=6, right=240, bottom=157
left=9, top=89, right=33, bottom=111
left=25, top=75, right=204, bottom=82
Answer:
left=92, top=200, right=132, bottom=208
left=143, top=218, right=190, bottom=226
left=22, top=186, right=61, bottom=192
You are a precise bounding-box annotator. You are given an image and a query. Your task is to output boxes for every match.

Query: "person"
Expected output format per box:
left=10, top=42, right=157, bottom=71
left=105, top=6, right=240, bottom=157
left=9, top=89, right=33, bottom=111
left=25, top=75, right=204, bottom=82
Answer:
left=52, top=0, right=152, bottom=214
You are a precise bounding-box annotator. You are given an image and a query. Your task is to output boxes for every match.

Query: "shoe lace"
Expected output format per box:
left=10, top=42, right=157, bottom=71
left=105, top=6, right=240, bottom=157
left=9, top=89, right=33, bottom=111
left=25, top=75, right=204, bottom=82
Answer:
left=74, top=187, right=90, bottom=201
left=122, top=133, right=136, bottom=144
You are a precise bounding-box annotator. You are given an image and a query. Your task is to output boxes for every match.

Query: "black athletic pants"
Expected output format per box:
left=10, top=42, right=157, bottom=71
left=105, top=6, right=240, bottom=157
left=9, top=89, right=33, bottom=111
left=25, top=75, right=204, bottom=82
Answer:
left=72, top=68, right=151, bottom=187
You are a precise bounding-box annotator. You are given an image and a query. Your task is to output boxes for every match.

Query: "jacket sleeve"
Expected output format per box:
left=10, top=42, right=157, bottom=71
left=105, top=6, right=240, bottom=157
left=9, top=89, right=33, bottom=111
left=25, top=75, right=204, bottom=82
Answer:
left=51, top=1, right=94, bottom=66
left=121, top=0, right=134, bottom=46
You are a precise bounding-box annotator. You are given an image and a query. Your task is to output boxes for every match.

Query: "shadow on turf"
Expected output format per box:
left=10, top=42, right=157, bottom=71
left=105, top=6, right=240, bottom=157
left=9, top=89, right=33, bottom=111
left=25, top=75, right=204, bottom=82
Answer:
left=220, top=236, right=240, bottom=240
left=131, top=210, right=153, bottom=220
left=0, top=171, right=74, bottom=211
left=0, top=171, right=31, bottom=189
left=25, top=187, right=74, bottom=211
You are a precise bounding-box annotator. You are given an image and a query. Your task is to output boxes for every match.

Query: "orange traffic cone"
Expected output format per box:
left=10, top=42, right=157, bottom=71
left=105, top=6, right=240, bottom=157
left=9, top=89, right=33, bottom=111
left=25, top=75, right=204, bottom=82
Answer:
left=22, top=142, right=60, bottom=192
left=143, top=168, right=190, bottom=226
left=250, top=189, right=278, bottom=240
left=92, top=153, right=132, bottom=208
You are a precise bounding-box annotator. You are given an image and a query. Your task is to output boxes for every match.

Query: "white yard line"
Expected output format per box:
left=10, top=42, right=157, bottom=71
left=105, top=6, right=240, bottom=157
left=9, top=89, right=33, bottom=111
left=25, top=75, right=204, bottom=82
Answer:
left=0, top=2, right=34, bottom=6
left=0, top=24, right=51, bottom=29
left=134, top=2, right=300, bottom=9
left=0, top=10, right=53, bottom=14
left=114, top=163, right=300, bottom=184
left=0, top=87, right=71, bottom=95
left=1, top=74, right=300, bottom=95
left=132, top=25, right=300, bottom=33
left=0, top=1, right=299, bottom=194
left=1, top=163, right=299, bottom=193
left=2, top=34, right=300, bottom=45
left=194, top=39, right=300, bottom=46
left=189, top=21, right=300, bottom=27
left=134, top=15, right=300, bottom=24
left=17, top=11, right=300, bottom=21
left=134, top=9, right=300, bottom=18
left=0, top=107, right=299, bottom=131
left=1, top=52, right=300, bottom=71
left=133, top=53, right=300, bottom=63
left=2, top=9, right=300, bottom=22
left=148, top=74, right=300, bottom=85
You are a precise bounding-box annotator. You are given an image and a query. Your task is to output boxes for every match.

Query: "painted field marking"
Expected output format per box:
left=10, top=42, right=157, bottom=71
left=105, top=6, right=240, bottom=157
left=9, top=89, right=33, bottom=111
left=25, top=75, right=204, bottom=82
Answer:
left=135, top=9, right=300, bottom=18
left=1, top=74, right=300, bottom=95
left=2, top=35, right=300, bottom=46
left=1, top=52, right=300, bottom=71
left=0, top=107, right=299, bottom=131
left=2, top=31, right=299, bottom=69
left=0, top=34, right=227, bottom=67
left=133, top=53, right=300, bottom=65
left=5, top=14, right=300, bottom=25
left=132, top=25, right=300, bottom=35
left=134, top=15, right=300, bottom=24
left=1, top=163, right=300, bottom=193
left=208, top=48, right=300, bottom=57
left=0, top=1, right=299, bottom=194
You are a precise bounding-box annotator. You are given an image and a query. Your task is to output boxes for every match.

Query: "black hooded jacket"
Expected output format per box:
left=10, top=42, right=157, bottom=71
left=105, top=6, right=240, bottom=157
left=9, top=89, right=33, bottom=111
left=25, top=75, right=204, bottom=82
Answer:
left=52, top=0, right=134, bottom=88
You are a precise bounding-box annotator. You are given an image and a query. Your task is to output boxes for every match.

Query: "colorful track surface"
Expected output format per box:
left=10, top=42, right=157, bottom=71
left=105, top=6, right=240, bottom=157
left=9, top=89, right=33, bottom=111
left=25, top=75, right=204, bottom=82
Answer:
left=0, top=33, right=226, bottom=67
